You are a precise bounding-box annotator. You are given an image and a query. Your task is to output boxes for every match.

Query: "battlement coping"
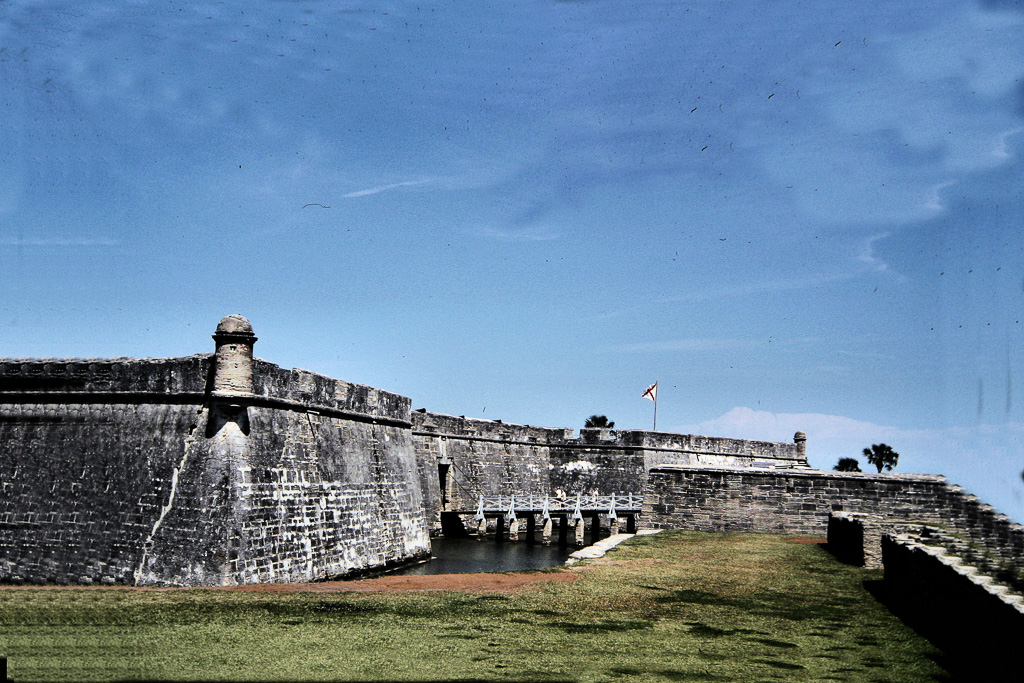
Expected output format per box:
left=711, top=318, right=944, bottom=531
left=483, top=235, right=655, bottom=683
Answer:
left=411, top=411, right=804, bottom=460
left=648, top=463, right=948, bottom=483
left=0, top=356, right=410, bottom=424
left=411, top=410, right=573, bottom=442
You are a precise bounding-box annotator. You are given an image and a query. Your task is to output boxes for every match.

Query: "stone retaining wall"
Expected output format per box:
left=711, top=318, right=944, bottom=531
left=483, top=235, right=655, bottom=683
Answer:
left=643, top=465, right=1024, bottom=574
left=882, top=533, right=1024, bottom=678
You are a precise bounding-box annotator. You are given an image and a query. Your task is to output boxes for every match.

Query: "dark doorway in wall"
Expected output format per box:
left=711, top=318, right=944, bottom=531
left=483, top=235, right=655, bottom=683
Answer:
left=438, top=463, right=450, bottom=507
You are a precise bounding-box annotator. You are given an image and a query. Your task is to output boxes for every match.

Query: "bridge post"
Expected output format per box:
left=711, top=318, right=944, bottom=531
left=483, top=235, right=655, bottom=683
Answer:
left=526, top=514, right=536, bottom=544
left=609, top=516, right=620, bottom=536
left=541, top=517, right=552, bottom=545
left=590, top=512, right=602, bottom=544
left=507, top=497, right=518, bottom=541
left=573, top=518, right=586, bottom=547
left=476, top=516, right=487, bottom=538
left=557, top=515, right=569, bottom=546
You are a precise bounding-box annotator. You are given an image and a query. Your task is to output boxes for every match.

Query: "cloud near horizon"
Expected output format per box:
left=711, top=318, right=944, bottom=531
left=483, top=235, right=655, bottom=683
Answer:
left=676, top=406, right=1024, bottom=522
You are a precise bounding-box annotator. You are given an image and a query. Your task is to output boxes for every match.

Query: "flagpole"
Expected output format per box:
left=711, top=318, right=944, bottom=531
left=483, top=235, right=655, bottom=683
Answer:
left=642, top=381, right=659, bottom=432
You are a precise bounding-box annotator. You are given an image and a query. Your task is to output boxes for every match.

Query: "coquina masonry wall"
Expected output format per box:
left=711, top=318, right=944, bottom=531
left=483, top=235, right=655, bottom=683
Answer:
left=412, top=411, right=807, bottom=529
left=643, top=465, right=1024, bottom=573
left=881, top=533, right=1024, bottom=678
left=0, top=318, right=429, bottom=587
left=411, top=411, right=568, bottom=529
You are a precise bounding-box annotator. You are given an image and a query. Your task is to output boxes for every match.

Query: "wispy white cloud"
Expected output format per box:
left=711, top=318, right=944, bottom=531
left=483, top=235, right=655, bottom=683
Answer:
left=657, top=271, right=851, bottom=304
left=759, top=6, right=1024, bottom=227
left=0, top=238, right=120, bottom=247
left=342, top=179, right=431, bottom=198
left=992, top=127, right=1024, bottom=161
left=920, top=180, right=958, bottom=214
left=609, top=336, right=822, bottom=354
left=834, top=348, right=898, bottom=362
left=474, top=226, right=559, bottom=242
left=855, top=232, right=892, bottom=272
left=610, top=338, right=756, bottom=354
left=657, top=233, right=900, bottom=307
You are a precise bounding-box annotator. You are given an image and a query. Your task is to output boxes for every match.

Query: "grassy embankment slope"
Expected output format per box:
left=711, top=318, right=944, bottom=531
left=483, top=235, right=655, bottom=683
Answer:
left=0, top=531, right=947, bottom=682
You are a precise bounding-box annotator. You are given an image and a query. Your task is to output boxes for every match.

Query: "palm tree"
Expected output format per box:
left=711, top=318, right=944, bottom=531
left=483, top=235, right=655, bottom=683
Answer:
left=834, top=457, right=861, bottom=472
left=584, top=415, right=615, bottom=429
left=863, top=444, right=899, bottom=473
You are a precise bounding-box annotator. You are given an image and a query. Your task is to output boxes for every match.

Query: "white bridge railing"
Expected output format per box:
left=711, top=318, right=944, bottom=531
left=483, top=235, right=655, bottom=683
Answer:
left=459, top=493, right=642, bottom=521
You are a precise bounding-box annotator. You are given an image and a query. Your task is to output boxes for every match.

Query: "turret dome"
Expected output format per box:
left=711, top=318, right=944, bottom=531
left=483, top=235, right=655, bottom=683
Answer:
left=215, top=314, right=254, bottom=336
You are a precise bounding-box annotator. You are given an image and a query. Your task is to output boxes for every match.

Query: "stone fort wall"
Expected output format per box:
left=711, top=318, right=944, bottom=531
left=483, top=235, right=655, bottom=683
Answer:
left=643, top=465, right=1024, bottom=574
left=881, top=532, right=1024, bottom=678
left=8, top=313, right=1019, bottom=589
left=0, top=319, right=429, bottom=587
left=412, top=410, right=807, bottom=529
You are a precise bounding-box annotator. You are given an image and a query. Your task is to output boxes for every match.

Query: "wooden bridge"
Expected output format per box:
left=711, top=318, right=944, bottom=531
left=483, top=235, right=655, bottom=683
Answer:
left=446, top=493, right=643, bottom=546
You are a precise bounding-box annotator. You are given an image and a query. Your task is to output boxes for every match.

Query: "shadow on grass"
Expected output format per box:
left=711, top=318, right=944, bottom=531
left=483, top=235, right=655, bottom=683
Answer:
left=863, top=580, right=970, bottom=683
left=750, top=659, right=805, bottom=670
left=123, top=680, right=573, bottom=683
left=656, top=585, right=858, bottom=624
left=608, top=668, right=733, bottom=681
left=549, top=618, right=653, bottom=633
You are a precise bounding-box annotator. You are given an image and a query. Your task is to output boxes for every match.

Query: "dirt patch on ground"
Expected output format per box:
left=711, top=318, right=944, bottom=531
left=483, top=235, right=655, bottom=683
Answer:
left=585, top=558, right=663, bottom=567
left=2, top=571, right=579, bottom=594
left=220, top=571, right=580, bottom=594
left=1, top=571, right=579, bottom=594
left=783, top=536, right=827, bottom=544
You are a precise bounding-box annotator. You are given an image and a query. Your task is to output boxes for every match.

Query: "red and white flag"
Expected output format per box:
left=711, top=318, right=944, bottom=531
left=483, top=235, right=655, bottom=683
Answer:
left=642, top=382, right=657, bottom=402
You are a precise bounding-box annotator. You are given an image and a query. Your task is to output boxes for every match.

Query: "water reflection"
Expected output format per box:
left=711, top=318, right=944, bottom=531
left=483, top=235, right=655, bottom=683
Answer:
left=390, top=536, right=573, bottom=575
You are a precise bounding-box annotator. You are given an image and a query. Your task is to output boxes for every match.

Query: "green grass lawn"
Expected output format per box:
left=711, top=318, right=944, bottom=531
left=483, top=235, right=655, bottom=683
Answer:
left=0, top=531, right=948, bottom=682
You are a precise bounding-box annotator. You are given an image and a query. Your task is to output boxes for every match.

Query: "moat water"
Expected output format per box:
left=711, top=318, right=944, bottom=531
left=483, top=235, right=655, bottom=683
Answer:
left=387, top=536, right=574, bottom=575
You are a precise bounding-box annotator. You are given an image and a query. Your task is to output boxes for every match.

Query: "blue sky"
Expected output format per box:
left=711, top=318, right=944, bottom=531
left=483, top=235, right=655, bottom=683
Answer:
left=2, top=1, right=1023, bottom=521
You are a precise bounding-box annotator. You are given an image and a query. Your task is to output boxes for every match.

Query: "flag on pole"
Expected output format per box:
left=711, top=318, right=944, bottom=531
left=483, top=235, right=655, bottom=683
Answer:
left=642, top=382, right=658, bottom=431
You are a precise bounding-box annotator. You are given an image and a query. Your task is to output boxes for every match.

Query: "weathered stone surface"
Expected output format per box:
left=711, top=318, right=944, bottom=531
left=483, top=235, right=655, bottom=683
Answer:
left=8, top=316, right=1019, bottom=595
left=0, top=324, right=428, bottom=586
left=882, top=533, right=1024, bottom=678
left=411, top=411, right=806, bottom=531
left=644, top=465, right=1024, bottom=575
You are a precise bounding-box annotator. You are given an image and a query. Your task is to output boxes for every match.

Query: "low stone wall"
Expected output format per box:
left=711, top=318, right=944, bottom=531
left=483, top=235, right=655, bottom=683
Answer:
left=643, top=466, right=948, bottom=534
left=882, top=533, right=1024, bottom=678
left=827, top=513, right=947, bottom=569
left=643, top=466, right=1024, bottom=574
